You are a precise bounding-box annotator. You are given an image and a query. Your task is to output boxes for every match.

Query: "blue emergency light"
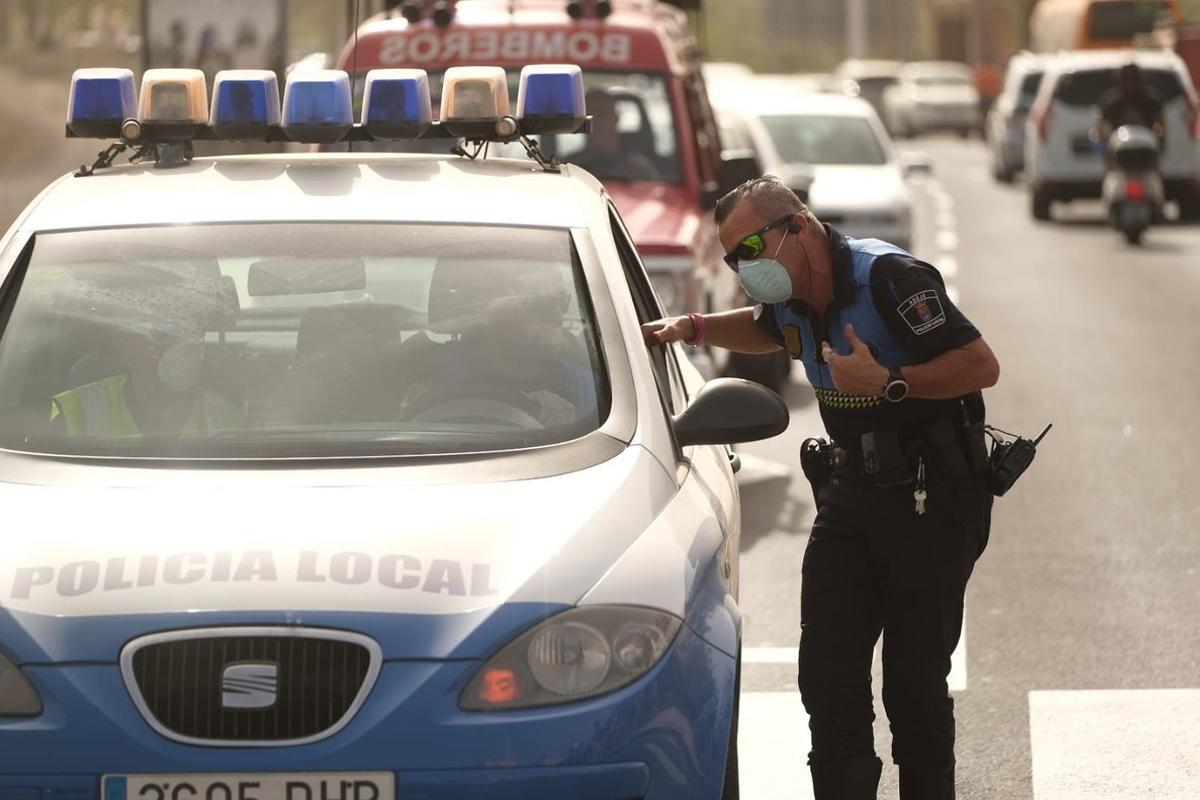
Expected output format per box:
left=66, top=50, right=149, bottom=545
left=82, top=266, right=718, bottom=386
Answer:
left=210, top=70, right=280, bottom=141
left=362, top=69, right=432, bottom=141
left=516, top=65, right=587, bottom=135
left=282, top=70, right=353, bottom=144
left=67, top=68, right=136, bottom=138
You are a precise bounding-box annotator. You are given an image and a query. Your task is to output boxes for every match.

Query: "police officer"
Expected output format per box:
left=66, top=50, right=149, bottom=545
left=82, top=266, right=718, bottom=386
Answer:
left=642, top=176, right=1000, bottom=800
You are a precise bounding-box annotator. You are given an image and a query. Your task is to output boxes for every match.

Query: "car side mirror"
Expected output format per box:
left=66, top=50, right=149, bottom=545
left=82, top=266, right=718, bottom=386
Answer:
left=718, top=150, right=763, bottom=196
left=674, top=378, right=789, bottom=447
left=900, top=151, right=933, bottom=177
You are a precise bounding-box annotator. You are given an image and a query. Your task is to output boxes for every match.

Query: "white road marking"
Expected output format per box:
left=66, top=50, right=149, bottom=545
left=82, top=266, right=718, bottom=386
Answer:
left=947, top=285, right=961, bottom=306
left=735, top=455, right=793, bottom=488
left=739, top=692, right=814, bottom=800
left=1029, top=689, right=1200, bottom=799
left=934, top=230, right=959, bottom=252
left=937, top=255, right=959, bottom=278
left=932, top=191, right=955, bottom=212
left=744, top=646, right=796, bottom=664
left=948, top=615, right=967, bottom=692
left=935, top=211, right=957, bottom=231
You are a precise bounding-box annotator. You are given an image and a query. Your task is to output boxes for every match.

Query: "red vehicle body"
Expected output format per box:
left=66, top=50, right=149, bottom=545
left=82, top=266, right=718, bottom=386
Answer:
left=334, top=0, right=788, bottom=387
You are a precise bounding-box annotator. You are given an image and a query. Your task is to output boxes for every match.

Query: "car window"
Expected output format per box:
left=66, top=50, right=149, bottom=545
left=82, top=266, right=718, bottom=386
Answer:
left=758, top=114, right=888, bottom=166
left=350, top=70, right=683, bottom=185
left=1053, top=68, right=1118, bottom=107
left=1145, top=69, right=1184, bottom=103
left=608, top=207, right=687, bottom=419
left=1088, top=0, right=1173, bottom=40
left=0, top=223, right=612, bottom=459
left=1017, top=71, right=1044, bottom=111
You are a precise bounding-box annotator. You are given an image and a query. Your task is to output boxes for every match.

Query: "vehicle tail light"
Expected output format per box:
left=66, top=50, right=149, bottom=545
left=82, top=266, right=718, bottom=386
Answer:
left=1185, top=93, right=1199, bottom=139
left=1035, top=104, right=1052, bottom=142
left=1126, top=179, right=1146, bottom=201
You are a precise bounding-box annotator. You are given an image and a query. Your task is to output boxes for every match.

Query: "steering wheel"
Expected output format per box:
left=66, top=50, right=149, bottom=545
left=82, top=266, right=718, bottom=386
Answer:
left=396, top=382, right=546, bottom=430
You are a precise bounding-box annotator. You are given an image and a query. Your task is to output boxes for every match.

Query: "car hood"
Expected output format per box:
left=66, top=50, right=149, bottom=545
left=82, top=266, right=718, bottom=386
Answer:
left=0, top=446, right=675, bottom=662
left=806, top=164, right=909, bottom=213
left=604, top=181, right=702, bottom=254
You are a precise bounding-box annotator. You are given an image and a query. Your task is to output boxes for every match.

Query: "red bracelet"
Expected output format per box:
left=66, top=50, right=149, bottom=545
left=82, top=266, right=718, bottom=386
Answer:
left=684, top=313, right=706, bottom=347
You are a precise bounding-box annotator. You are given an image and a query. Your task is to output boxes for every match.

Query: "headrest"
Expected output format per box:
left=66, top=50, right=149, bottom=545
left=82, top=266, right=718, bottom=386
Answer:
left=296, top=303, right=405, bottom=363
left=426, top=258, right=568, bottom=336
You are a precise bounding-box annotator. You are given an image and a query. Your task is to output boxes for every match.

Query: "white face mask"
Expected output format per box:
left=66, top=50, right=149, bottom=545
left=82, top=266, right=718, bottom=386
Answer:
left=157, top=339, right=204, bottom=393
left=737, top=227, right=794, bottom=304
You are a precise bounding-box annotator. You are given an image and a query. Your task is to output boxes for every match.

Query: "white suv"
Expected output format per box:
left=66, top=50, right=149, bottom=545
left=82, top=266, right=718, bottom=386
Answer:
left=1025, top=50, right=1200, bottom=221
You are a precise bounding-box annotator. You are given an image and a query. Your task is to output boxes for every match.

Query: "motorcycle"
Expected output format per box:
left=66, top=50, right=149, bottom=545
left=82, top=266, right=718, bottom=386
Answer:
left=1101, top=125, right=1164, bottom=246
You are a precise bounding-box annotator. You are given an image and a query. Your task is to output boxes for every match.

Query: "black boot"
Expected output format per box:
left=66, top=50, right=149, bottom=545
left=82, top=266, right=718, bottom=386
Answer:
left=809, top=756, right=883, bottom=800
left=898, top=764, right=955, bottom=800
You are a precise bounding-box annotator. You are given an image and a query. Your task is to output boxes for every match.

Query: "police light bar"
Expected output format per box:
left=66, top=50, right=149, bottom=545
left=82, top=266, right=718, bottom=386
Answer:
left=282, top=70, right=353, bottom=144
left=139, top=69, right=208, bottom=140
left=517, top=65, right=587, bottom=136
left=362, top=69, right=432, bottom=141
left=440, top=67, right=516, bottom=139
left=67, top=68, right=136, bottom=138
left=210, top=70, right=281, bottom=141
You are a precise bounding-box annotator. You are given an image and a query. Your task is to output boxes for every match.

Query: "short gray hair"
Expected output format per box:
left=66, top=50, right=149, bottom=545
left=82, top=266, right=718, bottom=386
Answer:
left=714, top=175, right=821, bottom=230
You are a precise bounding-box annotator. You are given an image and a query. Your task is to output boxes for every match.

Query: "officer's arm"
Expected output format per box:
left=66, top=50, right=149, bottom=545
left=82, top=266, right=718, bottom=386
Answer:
left=641, top=308, right=782, bottom=354
left=899, top=338, right=999, bottom=400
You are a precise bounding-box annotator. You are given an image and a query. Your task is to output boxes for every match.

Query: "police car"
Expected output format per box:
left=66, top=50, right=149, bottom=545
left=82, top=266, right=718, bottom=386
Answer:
left=0, top=65, right=787, bottom=798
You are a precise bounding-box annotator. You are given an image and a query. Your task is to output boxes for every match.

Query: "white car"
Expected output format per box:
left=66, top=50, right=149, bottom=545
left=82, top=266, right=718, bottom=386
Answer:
left=987, top=52, right=1048, bottom=182
left=0, top=66, right=789, bottom=799
left=718, top=90, right=922, bottom=250
left=1025, top=49, right=1200, bottom=221
left=885, top=61, right=983, bottom=139
left=836, top=59, right=904, bottom=127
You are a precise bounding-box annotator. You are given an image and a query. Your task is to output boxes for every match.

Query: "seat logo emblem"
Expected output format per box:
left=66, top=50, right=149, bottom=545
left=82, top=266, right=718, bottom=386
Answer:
left=220, top=662, right=279, bottom=710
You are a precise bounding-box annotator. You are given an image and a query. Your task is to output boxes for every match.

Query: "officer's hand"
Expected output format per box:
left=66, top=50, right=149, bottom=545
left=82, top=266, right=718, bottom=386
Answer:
left=641, top=316, right=694, bottom=347
left=822, top=324, right=888, bottom=396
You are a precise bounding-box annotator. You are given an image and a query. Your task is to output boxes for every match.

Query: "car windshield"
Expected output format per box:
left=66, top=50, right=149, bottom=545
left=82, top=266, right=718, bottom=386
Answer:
left=1054, top=67, right=1182, bottom=107
left=348, top=70, right=682, bottom=184
left=1017, top=71, right=1044, bottom=111
left=759, top=114, right=888, bottom=166
left=0, top=224, right=611, bottom=459
left=1089, top=0, right=1172, bottom=39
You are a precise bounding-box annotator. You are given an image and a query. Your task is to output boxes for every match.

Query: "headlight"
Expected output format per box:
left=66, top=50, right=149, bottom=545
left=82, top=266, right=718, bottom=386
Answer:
left=0, top=651, right=42, bottom=717
left=460, top=606, right=682, bottom=711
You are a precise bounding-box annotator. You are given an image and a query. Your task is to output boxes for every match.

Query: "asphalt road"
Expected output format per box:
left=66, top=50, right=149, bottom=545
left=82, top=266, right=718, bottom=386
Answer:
left=734, top=135, right=1200, bottom=800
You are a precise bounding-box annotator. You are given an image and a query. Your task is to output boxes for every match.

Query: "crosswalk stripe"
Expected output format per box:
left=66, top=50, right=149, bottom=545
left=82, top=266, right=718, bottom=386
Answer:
left=948, top=615, right=967, bottom=692
left=1029, top=689, right=1200, bottom=799
left=738, top=692, right=814, bottom=800
left=743, top=646, right=796, bottom=664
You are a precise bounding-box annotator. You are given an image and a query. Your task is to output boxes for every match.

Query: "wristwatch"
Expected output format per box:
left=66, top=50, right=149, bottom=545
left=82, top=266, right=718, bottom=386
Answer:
left=882, top=366, right=909, bottom=403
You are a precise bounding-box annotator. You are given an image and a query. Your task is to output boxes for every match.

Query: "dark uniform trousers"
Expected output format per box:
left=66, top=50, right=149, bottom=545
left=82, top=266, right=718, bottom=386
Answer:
left=798, top=469, right=993, bottom=798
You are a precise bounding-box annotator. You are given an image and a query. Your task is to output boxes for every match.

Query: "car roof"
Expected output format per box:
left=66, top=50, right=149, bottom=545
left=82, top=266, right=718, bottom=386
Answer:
left=745, top=89, right=878, bottom=118
left=18, top=153, right=608, bottom=234
left=1044, top=48, right=1186, bottom=74
left=837, top=59, right=903, bottom=78
left=902, top=60, right=973, bottom=77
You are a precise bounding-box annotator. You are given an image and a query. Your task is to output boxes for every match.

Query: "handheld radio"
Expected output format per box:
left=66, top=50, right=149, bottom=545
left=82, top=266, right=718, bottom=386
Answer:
left=987, top=423, right=1052, bottom=497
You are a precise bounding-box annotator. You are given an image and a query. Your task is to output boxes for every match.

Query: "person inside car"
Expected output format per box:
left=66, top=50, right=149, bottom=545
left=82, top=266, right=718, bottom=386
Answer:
left=566, top=89, right=660, bottom=182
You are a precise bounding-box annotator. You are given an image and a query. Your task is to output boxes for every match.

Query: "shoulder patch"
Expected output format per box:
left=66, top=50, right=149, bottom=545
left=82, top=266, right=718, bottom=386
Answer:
left=783, top=325, right=803, bottom=359
left=897, top=290, right=946, bottom=335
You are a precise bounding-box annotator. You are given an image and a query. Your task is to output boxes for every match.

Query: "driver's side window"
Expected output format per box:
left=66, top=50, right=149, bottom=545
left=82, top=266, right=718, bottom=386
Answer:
left=608, top=207, right=686, bottom=417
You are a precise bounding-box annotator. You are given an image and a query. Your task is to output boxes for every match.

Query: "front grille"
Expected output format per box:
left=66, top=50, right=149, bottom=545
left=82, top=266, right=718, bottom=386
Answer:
left=126, top=629, right=376, bottom=744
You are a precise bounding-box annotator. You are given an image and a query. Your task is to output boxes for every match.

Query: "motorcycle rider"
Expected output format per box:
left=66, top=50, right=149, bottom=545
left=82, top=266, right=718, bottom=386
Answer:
left=1098, top=62, right=1165, bottom=145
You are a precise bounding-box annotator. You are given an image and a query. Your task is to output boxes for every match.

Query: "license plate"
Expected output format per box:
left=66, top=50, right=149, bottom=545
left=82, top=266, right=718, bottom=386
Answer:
left=102, top=773, right=394, bottom=800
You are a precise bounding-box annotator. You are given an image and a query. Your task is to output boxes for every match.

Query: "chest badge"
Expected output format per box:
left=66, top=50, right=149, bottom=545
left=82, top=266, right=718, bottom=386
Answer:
left=783, top=326, right=803, bottom=360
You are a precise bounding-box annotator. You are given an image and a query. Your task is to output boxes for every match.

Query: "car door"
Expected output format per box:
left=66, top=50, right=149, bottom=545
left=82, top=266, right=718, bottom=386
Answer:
left=607, top=204, right=741, bottom=602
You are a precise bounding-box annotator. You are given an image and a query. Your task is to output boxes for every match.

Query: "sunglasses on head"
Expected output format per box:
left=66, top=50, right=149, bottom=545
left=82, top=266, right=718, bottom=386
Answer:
left=723, top=216, right=795, bottom=272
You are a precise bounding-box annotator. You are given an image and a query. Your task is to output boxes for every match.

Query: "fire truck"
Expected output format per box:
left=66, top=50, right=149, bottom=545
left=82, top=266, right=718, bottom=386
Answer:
left=331, top=0, right=791, bottom=389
